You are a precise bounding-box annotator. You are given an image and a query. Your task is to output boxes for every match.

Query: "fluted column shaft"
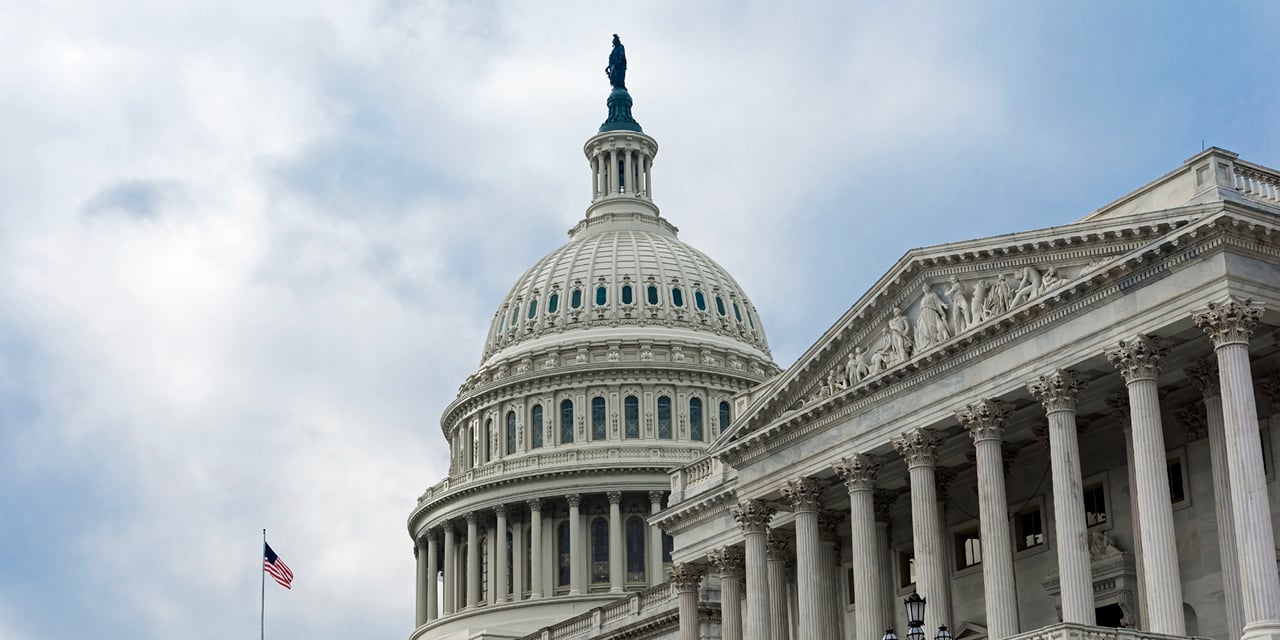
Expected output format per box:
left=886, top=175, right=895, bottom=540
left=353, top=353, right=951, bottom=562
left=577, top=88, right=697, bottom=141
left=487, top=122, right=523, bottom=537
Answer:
left=529, top=499, right=544, bottom=599
left=671, top=564, right=705, bottom=640
left=712, top=546, right=746, bottom=640
left=442, top=525, right=457, bottom=615
left=649, top=492, right=665, bottom=587
left=783, top=478, right=825, bottom=640
left=426, top=533, right=439, bottom=621
left=1195, top=300, right=1280, bottom=640
left=1108, top=336, right=1184, bottom=635
left=511, top=517, right=524, bottom=602
left=494, top=506, right=509, bottom=603
left=894, top=429, right=952, bottom=628
left=817, top=511, right=844, bottom=638
left=609, top=149, right=618, bottom=195
left=734, top=500, right=775, bottom=640
left=837, top=453, right=885, bottom=640
left=624, top=149, right=634, bottom=194
left=766, top=531, right=791, bottom=640
left=568, top=494, right=583, bottom=595
left=1188, top=360, right=1245, bottom=640
left=958, top=401, right=1019, bottom=638
left=466, top=513, right=480, bottom=608
left=608, top=492, right=624, bottom=593
left=415, top=538, right=428, bottom=626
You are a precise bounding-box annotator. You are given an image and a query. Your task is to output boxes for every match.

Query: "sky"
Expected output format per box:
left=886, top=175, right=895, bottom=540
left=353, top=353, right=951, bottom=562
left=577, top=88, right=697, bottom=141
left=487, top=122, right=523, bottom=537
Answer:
left=1, top=2, right=1278, bottom=639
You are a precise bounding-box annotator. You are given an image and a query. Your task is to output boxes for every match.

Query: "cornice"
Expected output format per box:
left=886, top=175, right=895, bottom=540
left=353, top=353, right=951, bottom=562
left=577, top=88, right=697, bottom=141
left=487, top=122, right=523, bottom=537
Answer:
left=649, top=485, right=738, bottom=535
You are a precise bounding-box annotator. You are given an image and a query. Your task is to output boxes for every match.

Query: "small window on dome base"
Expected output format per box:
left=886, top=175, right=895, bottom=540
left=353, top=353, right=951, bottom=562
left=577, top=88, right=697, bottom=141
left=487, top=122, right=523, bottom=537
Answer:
left=621, top=285, right=633, bottom=305
left=646, top=286, right=659, bottom=305
left=671, top=288, right=684, bottom=307
left=548, top=293, right=559, bottom=314
left=595, top=286, right=608, bottom=306
left=694, top=291, right=707, bottom=311
left=571, top=290, right=583, bottom=309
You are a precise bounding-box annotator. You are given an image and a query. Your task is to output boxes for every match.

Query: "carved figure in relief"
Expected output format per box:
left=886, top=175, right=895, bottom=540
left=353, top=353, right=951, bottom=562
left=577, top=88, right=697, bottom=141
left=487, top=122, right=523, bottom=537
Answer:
left=870, top=342, right=892, bottom=372
left=945, top=276, right=971, bottom=334
left=1039, top=266, right=1062, bottom=292
left=984, top=275, right=1011, bottom=319
left=915, top=285, right=950, bottom=350
left=847, top=347, right=870, bottom=384
left=886, top=307, right=914, bottom=364
left=1009, top=266, right=1043, bottom=307
left=969, top=279, right=989, bottom=324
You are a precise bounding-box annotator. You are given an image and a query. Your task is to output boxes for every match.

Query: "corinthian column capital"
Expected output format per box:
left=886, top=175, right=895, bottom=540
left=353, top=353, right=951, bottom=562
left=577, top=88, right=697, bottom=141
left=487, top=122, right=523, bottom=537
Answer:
left=765, top=529, right=790, bottom=560
left=957, top=399, right=1012, bottom=442
left=708, top=545, right=745, bottom=577
left=893, top=427, right=939, bottom=468
left=565, top=493, right=582, bottom=508
left=817, top=510, right=844, bottom=542
left=1174, top=402, right=1208, bottom=441
left=1193, top=298, right=1264, bottom=348
left=834, top=453, right=880, bottom=492
left=607, top=491, right=623, bottom=505
left=732, top=499, right=776, bottom=534
left=1106, top=391, right=1131, bottom=427
left=1106, top=334, right=1168, bottom=383
left=668, top=562, right=705, bottom=591
left=1184, top=358, right=1221, bottom=398
left=1028, top=369, right=1088, bottom=413
left=782, top=477, right=824, bottom=513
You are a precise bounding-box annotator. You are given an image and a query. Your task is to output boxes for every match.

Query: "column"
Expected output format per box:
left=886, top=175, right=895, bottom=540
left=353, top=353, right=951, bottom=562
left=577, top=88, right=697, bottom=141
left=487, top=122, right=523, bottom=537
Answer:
left=443, top=523, right=457, bottom=615
left=817, top=510, right=845, bottom=637
left=671, top=563, right=705, bottom=640
left=465, top=512, right=480, bottom=609
left=733, top=499, right=776, bottom=640
left=766, top=530, right=791, bottom=640
left=649, top=491, right=666, bottom=587
left=567, top=493, right=583, bottom=595
left=711, top=546, right=746, bottom=640
left=1186, top=358, right=1245, bottom=640
left=595, top=153, right=605, bottom=199
left=528, top=499, right=544, bottom=599
left=511, top=515, right=524, bottom=603
left=494, top=505, right=509, bottom=604
left=608, top=491, right=624, bottom=593
left=1108, top=392, right=1148, bottom=629
left=1194, top=299, right=1280, bottom=640
left=624, top=149, right=634, bottom=195
left=874, top=490, right=898, bottom=633
left=1106, top=335, right=1184, bottom=635
left=415, top=537, right=428, bottom=626
left=836, top=454, right=885, bottom=640
left=644, top=155, right=652, bottom=198
left=608, top=148, right=618, bottom=195
left=426, top=531, right=439, bottom=621
left=782, top=477, right=825, bottom=640
left=893, top=428, right=952, bottom=628
left=957, top=400, right=1020, bottom=638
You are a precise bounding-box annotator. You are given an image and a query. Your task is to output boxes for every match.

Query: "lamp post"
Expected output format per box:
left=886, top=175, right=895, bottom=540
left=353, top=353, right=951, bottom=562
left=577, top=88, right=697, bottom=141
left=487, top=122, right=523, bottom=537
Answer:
left=905, top=592, right=927, bottom=640
left=935, top=625, right=953, bottom=640
left=883, top=630, right=899, bottom=640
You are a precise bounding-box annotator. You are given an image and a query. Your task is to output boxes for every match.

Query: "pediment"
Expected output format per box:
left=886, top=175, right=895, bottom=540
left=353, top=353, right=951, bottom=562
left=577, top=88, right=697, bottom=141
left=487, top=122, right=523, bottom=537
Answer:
left=711, top=204, right=1257, bottom=452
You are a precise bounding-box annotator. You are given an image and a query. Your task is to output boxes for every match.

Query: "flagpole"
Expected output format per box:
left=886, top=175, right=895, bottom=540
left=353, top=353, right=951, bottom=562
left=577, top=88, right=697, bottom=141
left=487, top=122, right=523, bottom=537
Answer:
left=261, top=528, right=266, bottom=640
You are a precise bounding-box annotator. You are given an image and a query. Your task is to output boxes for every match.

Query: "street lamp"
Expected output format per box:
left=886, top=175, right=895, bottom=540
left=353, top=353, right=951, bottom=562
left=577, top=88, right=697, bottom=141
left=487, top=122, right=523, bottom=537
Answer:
left=882, top=630, right=899, bottom=640
left=935, top=625, right=953, bottom=640
left=904, top=592, right=926, bottom=640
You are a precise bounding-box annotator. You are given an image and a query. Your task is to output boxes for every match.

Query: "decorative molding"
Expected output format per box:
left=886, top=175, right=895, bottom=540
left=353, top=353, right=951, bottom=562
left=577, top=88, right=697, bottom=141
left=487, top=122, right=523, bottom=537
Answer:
left=956, top=399, right=1011, bottom=443
left=731, top=499, right=776, bottom=534
left=893, top=428, right=940, bottom=468
left=708, top=545, right=745, bottom=577
left=765, top=529, right=791, bottom=560
left=1106, top=334, right=1168, bottom=383
left=566, top=493, right=583, bottom=508
left=817, top=510, right=844, bottom=542
left=1183, top=358, right=1221, bottom=399
left=667, top=563, right=705, bottom=591
left=1193, top=298, right=1264, bottom=348
left=834, top=453, right=880, bottom=493
left=1027, top=369, right=1087, bottom=413
left=1174, top=402, right=1208, bottom=441
left=782, top=477, right=824, bottom=513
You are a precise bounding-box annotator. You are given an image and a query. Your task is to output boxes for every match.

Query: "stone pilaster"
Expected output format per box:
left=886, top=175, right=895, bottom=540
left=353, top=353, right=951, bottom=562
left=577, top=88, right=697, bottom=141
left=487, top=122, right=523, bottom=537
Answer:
left=733, top=499, right=775, bottom=640
left=415, top=535, right=429, bottom=626
left=465, top=512, right=480, bottom=609
left=649, top=491, right=666, bottom=587
left=442, top=523, right=457, bottom=615
left=1195, top=299, right=1280, bottom=640
left=567, top=493, right=583, bottom=595
left=670, top=563, right=706, bottom=640
left=957, top=399, right=1019, bottom=639
left=818, top=510, right=845, bottom=638
left=893, top=428, right=952, bottom=627
left=527, top=498, right=544, bottom=599
left=608, top=491, right=624, bottom=593
left=494, top=505, right=509, bottom=603
left=782, top=477, right=825, bottom=640
left=711, top=546, right=746, bottom=640
left=1107, top=335, right=1183, bottom=635
left=765, top=530, right=791, bottom=640
left=426, top=530, right=439, bottom=621
left=836, top=453, right=884, bottom=640
left=874, top=489, right=899, bottom=629
left=1108, top=391, right=1147, bottom=629
left=1028, top=370, right=1093, bottom=627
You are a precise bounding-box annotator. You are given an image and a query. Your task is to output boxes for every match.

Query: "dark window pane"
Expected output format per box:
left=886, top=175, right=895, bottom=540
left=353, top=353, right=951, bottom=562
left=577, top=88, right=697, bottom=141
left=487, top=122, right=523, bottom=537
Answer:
left=694, top=291, right=706, bottom=311
left=689, top=398, right=703, bottom=442
left=592, top=397, right=607, bottom=440
left=954, top=529, right=981, bottom=570
left=596, top=286, right=607, bottom=306
left=621, top=285, right=633, bottom=305
left=715, top=296, right=726, bottom=316
left=531, top=405, right=543, bottom=449
left=624, top=396, right=640, bottom=439
left=733, top=302, right=742, bottom=322
left=506, top=411, right=516, bottom=456
left=671, top=287, right=684, bottom=307
left=626, top=517, right=646, bottom=582
left=560, top=400, right=574, bottom=444
left=548, top=293, right=559, bottom=313
left=719, top=401, right=731, bottom=433
left=558, top=523, right=571, bottom=586
left=662, top=533, right=673, bottom=563
left=657, top=397, right=672, bottom=439
left=647, top=286, right=659, bottom=305
left=591, top=518, right=609, bottom=583
left=528, top=299, right=538, bottom=319
left=1083, top=484, right=1106, bottom=526
left=1168, top=458, right=1186, bottom=503
left=571, top=289, right=582, bottom=309
left=1016, top=507, right=1044, bottom=551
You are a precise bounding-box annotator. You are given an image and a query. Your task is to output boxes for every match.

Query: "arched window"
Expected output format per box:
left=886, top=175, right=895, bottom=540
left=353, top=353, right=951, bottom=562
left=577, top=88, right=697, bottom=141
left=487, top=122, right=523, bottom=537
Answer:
left=694, top=290, right=707, bottom=311
left=560, top=400, right=574, bottom=444
left=591, top=517, right=609, bottom=584
left=595, top=286, right=607, bottom=306
left=719, top=401, right=731, bottom=434
left=662, top=533, right=674, bottom=563
left=506, top=411, right=517, bottom=456
left=548, top=292, right=559, bottom=314
left=571, top=289, right=583, bottom=309
left=484, top=419, right=493, bottom=462
left=715, top=296, right=727, bottom=317
left=531, top=405, right=544, bottom=449
left=624, top=395, right=640, bottom=439
left=591, top=397, right=607, bottom=440
left=657, top=396, right=672, bottom=439
left=557, top=522, right=571, bottom=586
left=671, top=287, right=684, bottom=307
left=646, top=285, right=659, bottom=305
left=626, top=517, right=646, bottom=582
left=621, top=284, right=633, bottom=305
left=528, top=298, right=538, bottom=319
left=689, top=398, right=704, bottom=442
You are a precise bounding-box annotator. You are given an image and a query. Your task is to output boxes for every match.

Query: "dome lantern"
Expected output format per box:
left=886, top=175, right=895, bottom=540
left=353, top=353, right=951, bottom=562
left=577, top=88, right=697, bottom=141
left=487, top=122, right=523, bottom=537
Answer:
left=584, top=34, right=660, bottom=222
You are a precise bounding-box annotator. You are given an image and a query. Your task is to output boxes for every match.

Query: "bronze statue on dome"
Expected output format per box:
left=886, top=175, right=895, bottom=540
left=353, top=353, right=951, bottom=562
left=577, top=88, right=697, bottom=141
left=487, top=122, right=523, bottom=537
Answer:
left=606, top=34, right=627, bottom=89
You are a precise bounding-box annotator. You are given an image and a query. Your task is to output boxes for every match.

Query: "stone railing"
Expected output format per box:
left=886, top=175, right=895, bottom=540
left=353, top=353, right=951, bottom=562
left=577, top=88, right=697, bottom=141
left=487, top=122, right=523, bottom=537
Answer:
left=669, top=454, right=734, bottom=504
left=1233, top=158, right=1280, bottom=205
left=420, top=447, right=701, bottom=504
left=1008, top=622, right=1206, bottom=640
left=519, top=583, right=675, bottom=640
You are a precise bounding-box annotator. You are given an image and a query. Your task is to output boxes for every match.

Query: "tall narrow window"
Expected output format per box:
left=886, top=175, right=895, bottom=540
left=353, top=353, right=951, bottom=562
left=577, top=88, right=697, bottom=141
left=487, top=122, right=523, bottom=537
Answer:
left=571, top=289, right=582, bottom=309
left=733, top=302, right=743, bottom=322
left=621, top=284, right=633, bottom=305
left=715, top=296, right=727, bottom=317
left=662, top=533, right=673, bottom=563
left=671, top=287, right=684, bottom=307
left=548, top=293, right=559, bottom=313
left=484, top=419, right=493, bottom=462
left=1083, top=483, right=1107, bottom=526
left=558, top=522, right=571, bottom=586
left=595, top=286, right=608, bottom=306
left=954, top=528, right=982, bottom=570
left=531, top=405, right=544, bottom=449
left=626, top=517, right=646, bottom=582
left=505, top=530, right=514, bottom=600
left=646, top=285, right=659, bottom=305
left=689, top=398, right=703, bottom=442
left=560, top=400, right=574, bottom=444
left=624, top=395, right=640, bottom=439
left=719, top=401, right=731, bottom=433
left=480, top=536, right=489, bottom=602
left=591, top=518, right=610, bottom=584
left=506, top=411, right=517, bottom=456
left=528, top=299, right=538, bottom=319
left=1015, top=506, right=1045, bottom=551
left=524, top=527, right=532, bottom=593
left=694, top=290, right=707, bottom=311
left=592, top=397, right=607, bottom=440
left=657, top=396, right=672, bottom=439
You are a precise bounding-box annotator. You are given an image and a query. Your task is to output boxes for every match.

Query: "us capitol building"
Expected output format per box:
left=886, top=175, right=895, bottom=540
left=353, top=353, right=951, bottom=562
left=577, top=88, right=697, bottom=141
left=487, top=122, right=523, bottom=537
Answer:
left=407, top=38, right=1280, bottom=640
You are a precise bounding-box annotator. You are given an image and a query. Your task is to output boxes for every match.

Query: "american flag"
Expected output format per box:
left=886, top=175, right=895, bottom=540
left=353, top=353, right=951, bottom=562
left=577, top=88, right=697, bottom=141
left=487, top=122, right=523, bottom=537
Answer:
left=263, top=542, right=294, bottom=589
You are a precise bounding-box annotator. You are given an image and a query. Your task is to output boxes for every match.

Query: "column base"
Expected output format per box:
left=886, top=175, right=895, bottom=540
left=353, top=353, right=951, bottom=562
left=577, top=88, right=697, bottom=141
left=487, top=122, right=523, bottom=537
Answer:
left=1243, top=621, right=1280, bottom=640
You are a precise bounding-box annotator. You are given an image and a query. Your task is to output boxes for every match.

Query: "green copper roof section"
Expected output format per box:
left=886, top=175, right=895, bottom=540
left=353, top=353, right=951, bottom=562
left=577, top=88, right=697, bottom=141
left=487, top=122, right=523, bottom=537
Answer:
left=599, top=87, right=643, bottom=133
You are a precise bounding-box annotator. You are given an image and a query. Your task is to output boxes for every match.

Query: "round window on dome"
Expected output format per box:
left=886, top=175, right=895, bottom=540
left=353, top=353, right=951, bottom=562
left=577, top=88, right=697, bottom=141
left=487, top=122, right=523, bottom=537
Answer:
left=715, top=296, right=727, bottom=317
left=647, top=285, right=659, bottom=305
left=548, top=293, right=559, bottom=314
left=596, top=286, right=608, bottom=306
left=694, top=291, right=707, bottom=311
left=671, top=287, right=684, bottom=307
left=528, top=299, right=538, bottom=319
left=621, top=285, right=633, bottom=305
